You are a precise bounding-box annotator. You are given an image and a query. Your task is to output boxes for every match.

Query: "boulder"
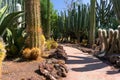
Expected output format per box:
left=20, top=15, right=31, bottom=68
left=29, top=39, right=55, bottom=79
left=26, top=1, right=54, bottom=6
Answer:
left=48, top=45, right=68, bottom=61
left=39, top=59, right=68, bottom=80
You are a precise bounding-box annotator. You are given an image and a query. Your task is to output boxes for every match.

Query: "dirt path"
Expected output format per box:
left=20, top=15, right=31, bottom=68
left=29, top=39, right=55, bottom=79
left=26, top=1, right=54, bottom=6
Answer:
left=63, top=46, right=120, bottom=80
left=2, top=45, right=120, bottom=80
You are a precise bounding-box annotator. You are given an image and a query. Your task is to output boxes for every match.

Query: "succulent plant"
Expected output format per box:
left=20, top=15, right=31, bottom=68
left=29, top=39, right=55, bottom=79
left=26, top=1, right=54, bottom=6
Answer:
left=0, top=37, right=6, bottom=62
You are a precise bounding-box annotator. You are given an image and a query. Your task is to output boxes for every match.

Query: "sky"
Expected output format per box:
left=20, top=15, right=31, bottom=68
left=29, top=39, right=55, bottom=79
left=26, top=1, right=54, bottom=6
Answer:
left=51, top=0, right=90, bottom=12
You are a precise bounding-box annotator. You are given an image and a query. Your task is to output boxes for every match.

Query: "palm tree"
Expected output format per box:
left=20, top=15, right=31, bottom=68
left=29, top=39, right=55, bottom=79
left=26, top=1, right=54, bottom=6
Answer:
left=89, top=0, right=96, bottom=47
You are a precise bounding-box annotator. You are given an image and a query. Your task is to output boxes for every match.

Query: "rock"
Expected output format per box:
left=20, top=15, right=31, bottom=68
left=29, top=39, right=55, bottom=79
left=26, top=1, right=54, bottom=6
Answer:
left=39, top=58, right=68, bottom=80
left=38, top=45, right=68, bottom=80
left=48, top=45, right=68, bottom=61
left=109, top=54, right=120, bottom=64
left=116, top=59, right=120, bottom=67
left=54, top=64, right=68, bottom=77
left=39, top=62, right=58, bottom=80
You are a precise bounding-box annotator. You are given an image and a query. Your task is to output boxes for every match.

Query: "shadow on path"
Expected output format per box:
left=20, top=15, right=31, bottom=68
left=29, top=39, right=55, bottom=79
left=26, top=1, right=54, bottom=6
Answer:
left=71, top=62, right=107, bottom=72
left=67, top=55, right=108, bottom=72
left=107, top=70, right=120, bottom=75
left=67, top=55, right=100, bottom=64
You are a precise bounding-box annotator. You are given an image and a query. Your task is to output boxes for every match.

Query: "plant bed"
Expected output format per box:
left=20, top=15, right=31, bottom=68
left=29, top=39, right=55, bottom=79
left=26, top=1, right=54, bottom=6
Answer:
left=2, top=45, right=68, bottom=80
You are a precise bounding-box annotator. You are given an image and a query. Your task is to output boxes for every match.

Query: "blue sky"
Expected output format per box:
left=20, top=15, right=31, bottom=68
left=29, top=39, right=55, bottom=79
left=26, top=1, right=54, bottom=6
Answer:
left=51, top=0, right=90, bottom=11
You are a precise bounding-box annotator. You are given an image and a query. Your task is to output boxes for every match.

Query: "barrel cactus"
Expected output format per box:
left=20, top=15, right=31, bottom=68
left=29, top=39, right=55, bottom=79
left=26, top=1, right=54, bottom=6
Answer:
left=0, top=37, right=6, bottom=79
left=0, top=37, right=6, bottom=62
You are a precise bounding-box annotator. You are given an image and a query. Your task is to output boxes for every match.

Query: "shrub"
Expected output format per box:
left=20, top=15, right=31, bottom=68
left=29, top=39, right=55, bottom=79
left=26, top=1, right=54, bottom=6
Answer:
left=45, top=39, right=58, bottom=50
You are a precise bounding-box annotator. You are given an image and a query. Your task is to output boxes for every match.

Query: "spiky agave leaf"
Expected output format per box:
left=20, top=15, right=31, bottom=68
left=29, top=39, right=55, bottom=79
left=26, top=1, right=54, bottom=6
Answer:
left=0, top=11, right=24, bottom=36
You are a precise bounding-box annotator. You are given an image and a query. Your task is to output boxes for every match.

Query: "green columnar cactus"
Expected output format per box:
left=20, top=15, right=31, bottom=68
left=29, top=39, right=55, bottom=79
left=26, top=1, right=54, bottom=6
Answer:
left=96, top=0, right=114, bottom=28
left=89, top=0, right=96, bottom=47
left=24, top=0, right=45, bottom=60
left=112, top=0, right=120, bottom=23
left=46, top=0, right=50, bottom=40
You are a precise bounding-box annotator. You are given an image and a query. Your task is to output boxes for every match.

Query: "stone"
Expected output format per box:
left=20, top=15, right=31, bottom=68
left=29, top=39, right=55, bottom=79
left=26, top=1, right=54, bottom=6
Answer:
left=48, top=45, right=68, bottom=61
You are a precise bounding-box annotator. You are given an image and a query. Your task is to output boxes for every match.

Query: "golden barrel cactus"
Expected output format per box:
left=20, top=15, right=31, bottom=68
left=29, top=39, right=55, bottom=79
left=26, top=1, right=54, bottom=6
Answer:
left=0, top=38, right=6, bottom=62
left=0, top=37, right=6, bottom=79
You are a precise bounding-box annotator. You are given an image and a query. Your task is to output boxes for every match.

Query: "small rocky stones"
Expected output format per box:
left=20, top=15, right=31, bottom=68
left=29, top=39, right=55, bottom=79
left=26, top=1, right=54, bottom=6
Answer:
left=38, top=45, right=68, bottom=80
left=39, top=59, right=68, bottom=80
left=48, top=45, right=68, bottom=61
left=109, top=54, right=120, bottom=67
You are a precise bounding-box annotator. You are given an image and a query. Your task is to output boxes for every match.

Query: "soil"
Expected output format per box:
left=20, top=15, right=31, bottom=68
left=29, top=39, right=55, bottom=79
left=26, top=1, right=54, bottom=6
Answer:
left=2, top=44, right=120, bottom=80
left=2, top=60, right=45, bottom=80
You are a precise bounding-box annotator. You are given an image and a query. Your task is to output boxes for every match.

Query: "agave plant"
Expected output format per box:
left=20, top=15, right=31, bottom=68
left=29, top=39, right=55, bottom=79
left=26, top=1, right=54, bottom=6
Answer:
left=0, top=0, right=24, bottom=58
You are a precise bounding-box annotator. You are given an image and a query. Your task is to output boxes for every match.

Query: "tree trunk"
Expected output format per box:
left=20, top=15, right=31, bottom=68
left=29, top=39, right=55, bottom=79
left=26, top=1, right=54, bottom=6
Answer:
left=89, top=0, right=96, bottom=47
left=25, top=0, right=42, bottom=49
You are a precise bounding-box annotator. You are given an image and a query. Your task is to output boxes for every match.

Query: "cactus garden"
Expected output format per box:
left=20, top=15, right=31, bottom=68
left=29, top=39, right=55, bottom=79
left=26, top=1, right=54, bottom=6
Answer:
left=0, top=0, right=120, bottom=80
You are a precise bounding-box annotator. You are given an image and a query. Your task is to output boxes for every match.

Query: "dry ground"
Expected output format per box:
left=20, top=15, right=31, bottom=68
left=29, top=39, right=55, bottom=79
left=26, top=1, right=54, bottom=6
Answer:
left=2, top=44, right=120, bottom=80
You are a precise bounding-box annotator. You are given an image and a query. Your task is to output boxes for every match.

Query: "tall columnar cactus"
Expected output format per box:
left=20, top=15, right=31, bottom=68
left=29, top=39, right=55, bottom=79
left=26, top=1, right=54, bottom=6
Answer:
left=46, top=0, right=51, bottom=39
left=112, top=0, right=120, bottom=23
left=98, top=26, right=120, bottom=57
left=118, top=26, right=120, bottom=51
left=89, top=0, right=96, bottom=47
left=59, top=3, right=90, bottom=43
left=98, top=28, right=104, bottom=51
left=96, top=0, right=114, bottom=28
left=24, top=0, right=45, bottom=60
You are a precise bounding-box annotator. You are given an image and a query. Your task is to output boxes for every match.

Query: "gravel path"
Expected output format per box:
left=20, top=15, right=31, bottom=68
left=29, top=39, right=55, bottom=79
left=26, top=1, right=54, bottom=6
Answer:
left=63, top=46, right=120, bottom=80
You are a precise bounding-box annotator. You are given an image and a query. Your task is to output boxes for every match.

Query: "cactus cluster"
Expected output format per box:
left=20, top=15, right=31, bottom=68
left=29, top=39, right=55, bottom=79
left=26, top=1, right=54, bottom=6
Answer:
left=22, top=48, right=41, bottom=60
left=0, top=37, right=6, bottom=62
left=98, top=26, right=120, bottom=57
left=54, top=3, right=90, bottom=43
left=45, top=39, right=58, bottom=51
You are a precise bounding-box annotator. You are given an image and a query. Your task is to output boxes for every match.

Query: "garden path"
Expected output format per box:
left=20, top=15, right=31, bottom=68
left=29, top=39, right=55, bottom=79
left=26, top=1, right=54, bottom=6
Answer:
left=63, top=45, right=120, bottom=80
